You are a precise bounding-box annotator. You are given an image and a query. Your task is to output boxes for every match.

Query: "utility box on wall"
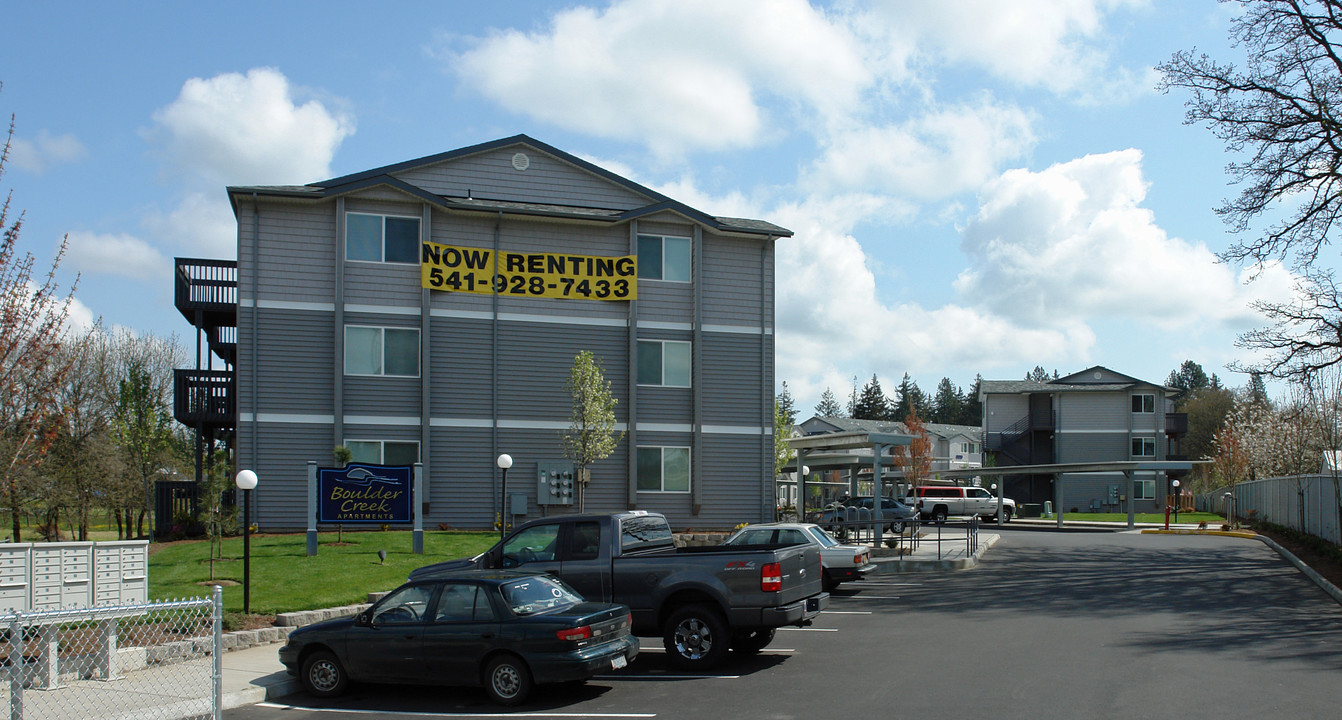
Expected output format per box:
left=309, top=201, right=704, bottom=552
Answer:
left=537, top=460, right=575, bottom=506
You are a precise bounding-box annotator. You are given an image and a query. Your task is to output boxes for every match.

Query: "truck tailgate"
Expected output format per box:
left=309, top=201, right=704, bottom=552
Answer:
left=776, top=543, right=824, bottom=604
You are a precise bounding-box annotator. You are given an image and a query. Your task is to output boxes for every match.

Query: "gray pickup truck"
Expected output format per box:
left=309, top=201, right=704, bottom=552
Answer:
left=410, top=511, right=828, bottom=669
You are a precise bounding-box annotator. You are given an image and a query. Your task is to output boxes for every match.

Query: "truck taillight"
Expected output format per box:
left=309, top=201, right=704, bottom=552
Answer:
left=761, top=562, right=782, bottom=592
left=556, top=625, right=592, bottom=642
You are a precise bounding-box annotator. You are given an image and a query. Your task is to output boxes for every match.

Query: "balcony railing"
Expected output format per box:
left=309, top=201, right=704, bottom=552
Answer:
left=175, top=258, right=237, bottom=327
left=173, top=369, right=235, bottom=429
left=1165, top=412, right=1188, bottom=436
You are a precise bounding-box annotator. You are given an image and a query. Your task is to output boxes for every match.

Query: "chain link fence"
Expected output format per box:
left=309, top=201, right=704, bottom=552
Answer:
left=0, top=587, right=221, bottom=720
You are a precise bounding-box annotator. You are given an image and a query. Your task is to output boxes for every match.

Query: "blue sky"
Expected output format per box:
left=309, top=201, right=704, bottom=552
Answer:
left=2, top=1, right=1301, bottom=413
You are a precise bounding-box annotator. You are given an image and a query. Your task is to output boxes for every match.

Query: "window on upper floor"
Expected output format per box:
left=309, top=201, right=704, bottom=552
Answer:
left=346, top=440, right=420, bottom=465
left=346, top=212, right=421, bottom=264
left=1131, top=393, right=1155, bottom=413
left=1131, top=437, right=1156, bottom=457
left=637, top=340, right=691, bottom=387
left=637, top=446, right=690, bottom=492
left=637, top=234, right=691, bottom=282
left=345, top=325, right=420, bottom=377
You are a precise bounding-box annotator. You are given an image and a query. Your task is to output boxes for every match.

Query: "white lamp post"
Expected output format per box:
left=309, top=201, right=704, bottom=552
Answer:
left=234, top=470, right=258, bottom=614
left=497, top=454, right=513, bottom=540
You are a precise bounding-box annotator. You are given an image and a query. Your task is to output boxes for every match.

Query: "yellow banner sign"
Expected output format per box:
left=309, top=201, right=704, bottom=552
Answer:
left=421, top=242, right=637, bottom=301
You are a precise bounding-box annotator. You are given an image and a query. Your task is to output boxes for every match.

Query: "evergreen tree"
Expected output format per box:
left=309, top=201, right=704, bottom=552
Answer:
left=853, top=374, right=889, bottom=420
left=892, top=374, right=928, bottom=422
left=777, top=381, right=797, bottom=425
left=958, top=374, right=984, bottom=426
left=814, top=387, right=842, bottom=417
left=845, top=375, right=859, bottom=418
left=1248, top=371, right=1271, bottom=406
left=931, top=377, right=961, bottom=424
left=1167, top=360, right=1211, bottom=400
left=1025, top=366, right=1052, bottom=382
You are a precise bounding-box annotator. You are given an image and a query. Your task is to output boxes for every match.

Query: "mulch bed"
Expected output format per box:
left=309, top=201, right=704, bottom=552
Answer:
left=1254, top=525, right=1342, bottom=590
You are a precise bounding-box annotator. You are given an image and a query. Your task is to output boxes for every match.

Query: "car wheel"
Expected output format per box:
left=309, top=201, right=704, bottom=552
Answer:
left=1003, top=507, right=1013, bottom=522
left=822, top=570, right=836, bottom=592
left=663, top=604, right=730, bottom=670
left=484, top=653, right=533, bottom=706
left=889, top=520, right=905, bottom=534
left=731, top=628, right=776, bottom=654
left=301, top=649, right=349, bottom=699
left=932, top=507, right=948, bottom=524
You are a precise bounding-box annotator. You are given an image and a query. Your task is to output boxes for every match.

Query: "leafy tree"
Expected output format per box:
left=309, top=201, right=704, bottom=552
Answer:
left=891, top=401, right=933, bottom=491
left=1179, top=386, right=1237, bottom=482
left=111, top=359, right=177, bottom=540
left=773, top=397, right=794, bottom=477
left=814, top=387, right=842, bottom=417
left=852, top=374, right=889, bottom=420
left=561, top=351, right=624, bottom=513
left=0, top=101, right=78, bottom=542
left=1159, top=2, right=1342, bottom=380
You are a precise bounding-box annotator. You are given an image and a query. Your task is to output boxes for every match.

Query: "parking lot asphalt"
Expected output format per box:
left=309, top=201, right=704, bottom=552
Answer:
left=224, top=527, right=1342, bottom=720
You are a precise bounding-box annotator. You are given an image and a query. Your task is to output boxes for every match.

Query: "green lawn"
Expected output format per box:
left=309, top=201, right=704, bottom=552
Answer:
left=1055, top=511, right=1224, bottom=524
left=149, top=531, right=498, bottom=615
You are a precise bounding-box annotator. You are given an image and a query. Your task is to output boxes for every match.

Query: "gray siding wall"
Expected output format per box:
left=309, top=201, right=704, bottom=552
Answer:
left=1056, top=432, right=1127, bottom=464
left=1059, top=392, right=1126, bottom=431
left=232, top=157, right=778, bottom=531
left=985, top=394, right=1027, bottom=433
left=394, top=147, right=650, bottom=210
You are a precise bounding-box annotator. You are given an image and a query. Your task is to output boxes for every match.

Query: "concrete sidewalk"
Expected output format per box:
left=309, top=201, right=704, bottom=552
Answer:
left=221, top=641, right=300, bottom=710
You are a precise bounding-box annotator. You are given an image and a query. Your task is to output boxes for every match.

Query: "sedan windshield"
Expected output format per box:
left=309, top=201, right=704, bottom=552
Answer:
left=499, top=576, right=583, bottom=616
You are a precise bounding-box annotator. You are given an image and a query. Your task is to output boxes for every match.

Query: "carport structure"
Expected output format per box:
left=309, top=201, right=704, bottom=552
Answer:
left=932, top=461, right=1202, bottom=529
left=784, top=430, right=914, bottom=546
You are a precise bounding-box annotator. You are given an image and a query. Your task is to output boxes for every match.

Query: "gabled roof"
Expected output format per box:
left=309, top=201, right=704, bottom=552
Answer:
left=227, top=134, right=791, bottom=238
left=981, top=365, right=1173, bottom=396
left=801, top=416, right=980, bottom=439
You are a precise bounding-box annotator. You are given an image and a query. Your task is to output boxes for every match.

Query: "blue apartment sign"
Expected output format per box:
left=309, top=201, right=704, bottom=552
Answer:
left=317, top=463, right=413, bottom=524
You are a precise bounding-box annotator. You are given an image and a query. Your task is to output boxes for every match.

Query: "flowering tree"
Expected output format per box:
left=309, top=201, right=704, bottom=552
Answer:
left=561, top=351, right=623, bottom=512
left=0, top=102, right=77, bottom=541
left=891, top=402, right=933, bottom=493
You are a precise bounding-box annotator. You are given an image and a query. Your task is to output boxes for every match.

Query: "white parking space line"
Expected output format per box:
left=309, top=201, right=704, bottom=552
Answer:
left=779, top=626, right=838, bottom=632
left=850, top=581, right=923, bottom=586
left=845, top=596, right=901, bottom=600
left=594, top=674, right=741, bottom=680
left=634, top=646, right=795, bottom=654
left=820, top=610, right=872, bottom=615
left=256, top=703, right=656, bottom=717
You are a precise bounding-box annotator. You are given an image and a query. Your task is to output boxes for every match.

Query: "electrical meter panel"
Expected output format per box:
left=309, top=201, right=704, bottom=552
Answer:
left=537, top=460, right=576, bottom=506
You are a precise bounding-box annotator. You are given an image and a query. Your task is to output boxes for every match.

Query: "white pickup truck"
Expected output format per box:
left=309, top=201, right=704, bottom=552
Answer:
left=904, top=485, right=1015, bottom=523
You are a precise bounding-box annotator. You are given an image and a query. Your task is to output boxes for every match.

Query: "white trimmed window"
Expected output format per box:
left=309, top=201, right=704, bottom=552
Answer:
left=345, top=326, right=420, bottom=377
left=638, top=340, right=691, bottom=387
left=346, top=440, right=419, bottom=465
left=1131, top=437, right=1156, bottom=457
left=636, top=234, right=691, bottom=282
left=346, top=212, right=421, bottom=264
left=637, top=446, right=690, bottom=492
left=1131, top=393, right=1155, bottom=413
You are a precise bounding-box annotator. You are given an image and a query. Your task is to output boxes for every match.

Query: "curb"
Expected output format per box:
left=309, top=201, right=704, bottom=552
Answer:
left=869, top=533, right=1000, bottom=573
left=1254, top=534, right=1342, bottom=606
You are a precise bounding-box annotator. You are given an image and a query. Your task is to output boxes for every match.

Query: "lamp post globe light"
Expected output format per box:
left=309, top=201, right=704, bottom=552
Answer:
left=235, top=470, right=258, bottom=614
left=497, top=454, right=513, bottom=540
left=1172, top=479, right=1182, bottom=524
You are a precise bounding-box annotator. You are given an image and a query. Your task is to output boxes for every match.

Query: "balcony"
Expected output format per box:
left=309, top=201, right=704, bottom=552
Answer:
left=175, top=258, right=237, bottom=329
left=1165, top=412, right=1189, bottom=437
left=174, top=369, right=235, bottom=429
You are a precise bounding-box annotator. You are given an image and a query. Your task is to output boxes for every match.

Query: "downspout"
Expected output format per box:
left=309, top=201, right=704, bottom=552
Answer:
left=491, top=211, right=502, bottom=523
left=334, top=199, right=345, bottom=462
left=761, top=236, right=771, bottom=521
left=692, top=226, right=703, bottom=515
left=420, top=203, right=432, bottom=515
left=250, top=193, right=260, bottom=522
left=628, top=223, right=639, bottom=509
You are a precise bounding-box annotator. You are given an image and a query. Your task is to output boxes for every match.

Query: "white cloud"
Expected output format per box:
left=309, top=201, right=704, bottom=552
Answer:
left=65, top=231, right=169, bottom=279
left=8, top=130, right=86, bottom=173
left=147, top=67, right=354, bottom=186
left=805, top=98, right=1037, bottom=199
left=860, top=0, right=1149, bottom=98
left=954, top=149, right=1297, bottom=330
left=447, top=0, right=868, bottom=156
left=143, top=192, right=238, bottom=259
